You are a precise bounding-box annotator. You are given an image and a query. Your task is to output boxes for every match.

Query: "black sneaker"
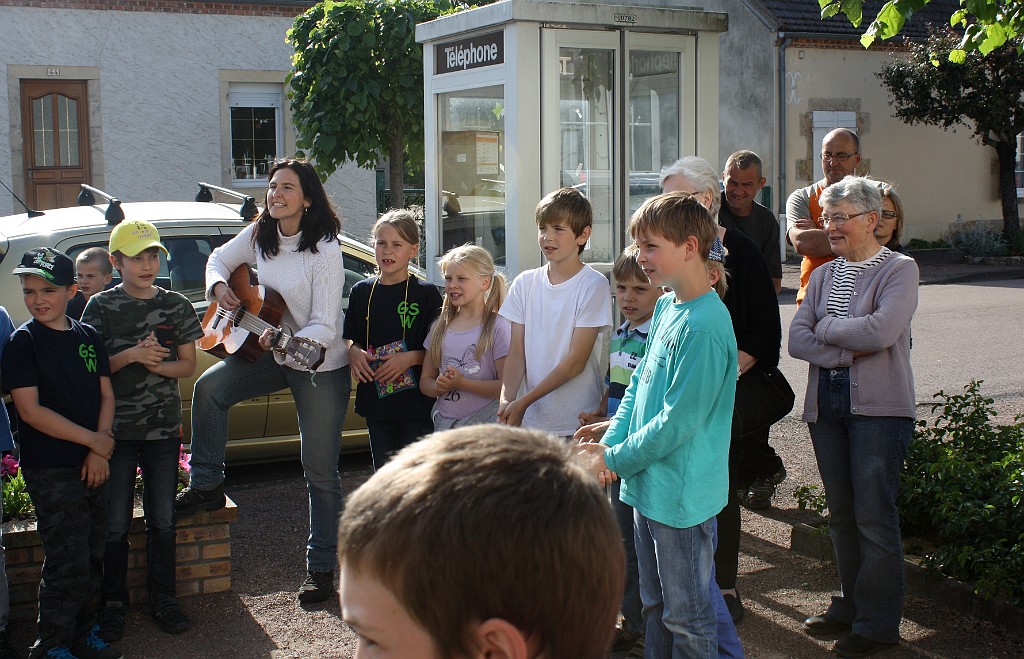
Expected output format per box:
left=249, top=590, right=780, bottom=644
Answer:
left=0, top=629, right=19, bottom=659
left=610, top=625, right=641, bottom=652
left=174, top=484, right=225, bottom=517
left=297, top=571, right=335, bottom=604
left=723, top=592, right=745, bottom=624
left=152, top=601, right=190, bottom=635
left=72, top=625, right=123, bottom=659
left=626, top=634, right=646, bottom=659
left=96, top=602, right=127, bottom=642
left=739, top=466, right=787, bottom=510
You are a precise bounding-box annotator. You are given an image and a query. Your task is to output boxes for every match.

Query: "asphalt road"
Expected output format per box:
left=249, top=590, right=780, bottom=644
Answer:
left=778, top=278, right=1024, bottom=417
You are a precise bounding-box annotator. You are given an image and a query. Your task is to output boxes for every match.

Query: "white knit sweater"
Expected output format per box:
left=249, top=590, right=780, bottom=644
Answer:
left=205, top=223, right=347, bottom=371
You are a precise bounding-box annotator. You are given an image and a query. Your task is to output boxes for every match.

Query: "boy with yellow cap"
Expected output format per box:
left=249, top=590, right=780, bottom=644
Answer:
left=82, top=220, right=204, bottom=641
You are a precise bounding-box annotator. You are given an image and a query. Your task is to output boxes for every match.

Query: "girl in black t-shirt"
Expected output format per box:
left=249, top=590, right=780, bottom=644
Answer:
left=344, top=210, right=442, bottom=470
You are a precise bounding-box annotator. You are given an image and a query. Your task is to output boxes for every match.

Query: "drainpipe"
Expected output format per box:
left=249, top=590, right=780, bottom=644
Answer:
left=777, top=33, right=791, bottom=218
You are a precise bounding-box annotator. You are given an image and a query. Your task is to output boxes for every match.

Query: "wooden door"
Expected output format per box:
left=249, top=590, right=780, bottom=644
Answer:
left=20, top=80, right=91, bottom=210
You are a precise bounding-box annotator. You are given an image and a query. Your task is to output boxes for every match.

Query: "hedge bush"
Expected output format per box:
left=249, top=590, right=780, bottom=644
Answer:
left=899, top=380, right=1024, bottom=604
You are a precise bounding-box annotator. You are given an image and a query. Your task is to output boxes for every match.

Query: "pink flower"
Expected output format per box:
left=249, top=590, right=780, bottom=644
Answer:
left=1, top=454, right=19, bottom=478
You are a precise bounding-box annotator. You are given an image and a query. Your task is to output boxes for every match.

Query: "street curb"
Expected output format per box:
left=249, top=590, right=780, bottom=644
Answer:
left=789, top=524, right=1024, bottom=637
left=920, top=268, right=1024, bottom=286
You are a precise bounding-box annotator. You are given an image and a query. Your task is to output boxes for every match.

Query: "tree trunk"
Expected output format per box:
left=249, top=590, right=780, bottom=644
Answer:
left=994, top=139, right=1021, bottom=249
left=388, top=130, right=405, bottom=211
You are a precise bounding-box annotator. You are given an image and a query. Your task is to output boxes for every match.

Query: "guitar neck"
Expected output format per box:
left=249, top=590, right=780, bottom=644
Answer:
left=227, top=306, right=325, bottom=370
left=232, top=307, right=274, bottom=335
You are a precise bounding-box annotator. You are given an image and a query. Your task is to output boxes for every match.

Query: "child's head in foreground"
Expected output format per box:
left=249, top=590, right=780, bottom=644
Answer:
left=338, top=425, right=624, bottom=659
left=75, top=247, right=113, bottom=299
left=535, top=187, right=593, bottom=255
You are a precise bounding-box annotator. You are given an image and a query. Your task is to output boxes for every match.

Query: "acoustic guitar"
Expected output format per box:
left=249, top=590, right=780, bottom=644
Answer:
left=198, top=264, right=327, bottom=371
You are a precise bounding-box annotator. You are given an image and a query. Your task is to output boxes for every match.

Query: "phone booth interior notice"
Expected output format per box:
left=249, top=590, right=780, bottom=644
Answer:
left=417, top=0, right=727, bottom=284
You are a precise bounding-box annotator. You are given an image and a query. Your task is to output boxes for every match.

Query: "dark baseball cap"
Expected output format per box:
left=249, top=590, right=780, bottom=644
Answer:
left=12, top=247, right=76, bottom=286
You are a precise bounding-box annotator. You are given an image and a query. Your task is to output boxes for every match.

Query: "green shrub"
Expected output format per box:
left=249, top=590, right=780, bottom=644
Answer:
left=945, top=219, right=1009, bottom=256
left=899, top=380, right=1024, bottom=604
left=793, top=484, right=829, bottom=522
left=1, top=467, right=34, bottom=521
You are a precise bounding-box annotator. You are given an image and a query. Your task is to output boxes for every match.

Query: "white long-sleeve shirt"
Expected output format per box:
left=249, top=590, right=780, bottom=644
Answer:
left=205, top=223, right=347, bottom=371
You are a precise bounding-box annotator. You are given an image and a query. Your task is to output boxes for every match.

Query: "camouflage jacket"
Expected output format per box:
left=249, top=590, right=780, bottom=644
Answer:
left=82, top=285, right=202, bottom=441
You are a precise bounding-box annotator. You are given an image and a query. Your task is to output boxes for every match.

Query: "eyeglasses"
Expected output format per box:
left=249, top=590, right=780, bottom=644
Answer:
left=880, top=210, right=897, bottom=220
left=821, top=211, right=869, bottom=228
left=821, top=151, right=858, bottom=162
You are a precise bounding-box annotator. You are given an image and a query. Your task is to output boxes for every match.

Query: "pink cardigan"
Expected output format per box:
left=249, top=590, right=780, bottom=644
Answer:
left=788, top=252, right=919, bottom=422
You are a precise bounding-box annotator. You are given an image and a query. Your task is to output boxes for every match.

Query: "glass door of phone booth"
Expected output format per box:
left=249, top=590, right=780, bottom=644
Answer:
left=419, top=2, right=723, bottom=281
left=541, top=30, right=696, bottom=270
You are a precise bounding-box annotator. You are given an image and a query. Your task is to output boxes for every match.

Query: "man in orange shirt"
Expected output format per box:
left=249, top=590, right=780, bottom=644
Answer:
left=786, top=129, right=861, bottom=304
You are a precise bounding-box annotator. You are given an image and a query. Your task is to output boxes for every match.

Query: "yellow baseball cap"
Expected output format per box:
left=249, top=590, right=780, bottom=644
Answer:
left=109, top=220, right=169, bottom=257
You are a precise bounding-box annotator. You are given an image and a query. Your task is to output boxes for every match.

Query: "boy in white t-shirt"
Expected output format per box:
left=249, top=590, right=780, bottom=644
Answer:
left=498, top=188, right=612, bottom=437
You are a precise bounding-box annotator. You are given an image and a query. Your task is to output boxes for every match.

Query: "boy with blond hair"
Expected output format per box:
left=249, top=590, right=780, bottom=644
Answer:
left=2, top=247, right=119, bottom=659
left=82, top=220, right=203, bottom=640
left=578, top=192, right=738, bottom=656
left=498, top=188, right=612, bottom=436
left=338, top=424, right=624, bottom=658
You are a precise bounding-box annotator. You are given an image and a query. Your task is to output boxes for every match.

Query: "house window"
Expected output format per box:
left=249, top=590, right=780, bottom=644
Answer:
left=229, top=83, right=283, bottom=184
left=812, top=111, right=857, bottom=182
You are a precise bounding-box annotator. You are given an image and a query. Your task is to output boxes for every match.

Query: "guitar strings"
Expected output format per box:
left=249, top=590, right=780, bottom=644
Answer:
left=211, top=306, right=321, bottom=369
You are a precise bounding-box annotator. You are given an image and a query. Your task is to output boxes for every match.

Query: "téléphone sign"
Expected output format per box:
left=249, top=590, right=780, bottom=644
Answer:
left=436, top=31, right=504, bottom=74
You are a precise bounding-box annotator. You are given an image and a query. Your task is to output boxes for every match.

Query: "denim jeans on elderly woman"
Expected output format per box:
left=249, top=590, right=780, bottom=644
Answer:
left=189, top=351, right=349, bottom=573
left=809, top=367, right=913, bottom=644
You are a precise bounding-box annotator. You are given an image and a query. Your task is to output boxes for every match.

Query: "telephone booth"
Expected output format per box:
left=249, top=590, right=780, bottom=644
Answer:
left=417, top=0, right=726, bottom=280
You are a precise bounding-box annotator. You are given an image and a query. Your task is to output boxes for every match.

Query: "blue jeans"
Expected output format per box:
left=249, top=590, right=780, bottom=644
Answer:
left=190, top=352, right=350, bottom=572
left=612, top=480, right=642, bottom=635
left=364, top=418, right=433, bottom=471
left=809, top=368, right=912, bottom=644
left=635, top=511, right=717, bottom=658
left=103, top=438, right=179, bottom=607
left=710, top=519, right=744, bottom=658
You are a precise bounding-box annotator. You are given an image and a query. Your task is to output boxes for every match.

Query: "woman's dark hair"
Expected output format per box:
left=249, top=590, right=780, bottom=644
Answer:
left=252, top=159, right=341, bottom=258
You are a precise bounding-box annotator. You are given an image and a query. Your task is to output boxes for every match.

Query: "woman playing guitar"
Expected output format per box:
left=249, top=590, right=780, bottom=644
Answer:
left=175, top=159, right=349, bottom=604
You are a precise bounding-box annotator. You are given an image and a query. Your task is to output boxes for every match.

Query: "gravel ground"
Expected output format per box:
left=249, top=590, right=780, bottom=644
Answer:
left=6, top=259, right=1022, bottom=658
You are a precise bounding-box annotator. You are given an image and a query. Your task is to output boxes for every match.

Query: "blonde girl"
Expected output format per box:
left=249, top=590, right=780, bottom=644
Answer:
left=342, top=209, right=442, bottom=469
left=420, top=245, right=511, bottom=430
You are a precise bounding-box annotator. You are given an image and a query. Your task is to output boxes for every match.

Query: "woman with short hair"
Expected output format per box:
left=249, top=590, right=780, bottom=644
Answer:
left=789, top=175, right=919, bottom=658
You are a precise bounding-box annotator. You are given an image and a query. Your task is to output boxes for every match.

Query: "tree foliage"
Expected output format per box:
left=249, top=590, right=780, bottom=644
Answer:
left=287, top=0, right=456, bottom=208
left=819, top=0, right=1024, bottom=61
left=878, top=28, right=1024, bottom=245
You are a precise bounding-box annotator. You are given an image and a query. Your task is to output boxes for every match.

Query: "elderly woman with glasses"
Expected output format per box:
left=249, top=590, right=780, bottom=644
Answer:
left=875, top=183, right=905, bottom=252
left=789, top=175, right=919, bottom=658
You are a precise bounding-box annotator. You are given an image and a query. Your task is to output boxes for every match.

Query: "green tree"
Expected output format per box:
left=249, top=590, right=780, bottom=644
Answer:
left=819, top=0, right=1024, bottom=61
left=287, top=0, right=455, bottom=209
left=878, top=29, right=1024, bottom=246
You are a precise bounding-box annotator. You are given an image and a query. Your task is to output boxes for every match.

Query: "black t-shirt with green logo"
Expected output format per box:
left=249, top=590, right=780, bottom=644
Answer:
left=2, top=318, right=111, bottom=468
left=343, top=275, right=442, bottom=420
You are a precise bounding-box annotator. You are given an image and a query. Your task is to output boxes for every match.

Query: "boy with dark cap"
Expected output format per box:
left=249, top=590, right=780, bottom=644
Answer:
left=2, top=247, right=120, bottom=659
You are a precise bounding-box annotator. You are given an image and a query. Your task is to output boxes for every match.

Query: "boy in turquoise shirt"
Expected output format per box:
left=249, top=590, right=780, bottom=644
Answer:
left=578, top=192, right=737, bottom=657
